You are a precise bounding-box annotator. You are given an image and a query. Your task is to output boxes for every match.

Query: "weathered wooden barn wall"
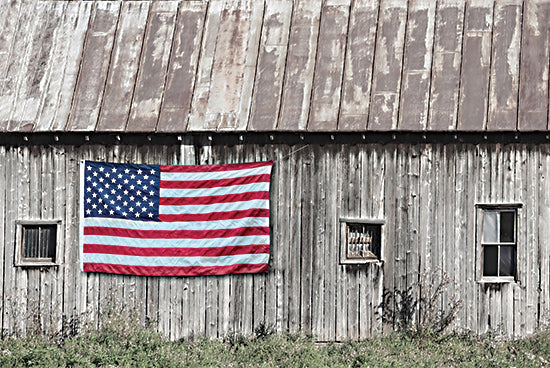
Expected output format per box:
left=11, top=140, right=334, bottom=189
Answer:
left=0, top=140, right=547, bottom=340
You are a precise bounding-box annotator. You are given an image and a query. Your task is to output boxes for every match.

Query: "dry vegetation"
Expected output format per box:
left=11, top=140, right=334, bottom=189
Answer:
left=1, top=323, right=550, bottom=367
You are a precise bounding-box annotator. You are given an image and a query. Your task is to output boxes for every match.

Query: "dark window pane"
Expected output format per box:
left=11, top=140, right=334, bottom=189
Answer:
left=483, top=245, right=498, bottom=276
left=500, top=246, right=516, bottom=277
left=22, top=224, right=56, bottom=261
left=41, top=226, right=56, bottom=259
left=368, top=225, right=381, bottom=259
left=39, top=227, right=46, bottom=258
left=345, top=223, right=381, bottom=260
left=31, top=226, right=39, bottom=258
left=23, top=226, right=39, bottom=258
left=500, top=211, right=515, bottom=243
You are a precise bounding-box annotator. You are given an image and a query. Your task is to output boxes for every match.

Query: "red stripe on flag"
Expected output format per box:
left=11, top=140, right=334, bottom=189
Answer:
left=83, top=243, right=270, bottom=257
left=158, top=208, right=269, bottom=222
left=161, top=161, right=272, bottom=173
left=83, top=262, right=269, bottom=276
left=159, top=191, right=269, bottom=205
left=84, top=226, right=269, bottom=239
left=160, top=174, right=270, bottom=189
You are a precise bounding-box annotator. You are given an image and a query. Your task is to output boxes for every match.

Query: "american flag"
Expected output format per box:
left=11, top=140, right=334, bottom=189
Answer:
left=79, top=160, right=272, bottom=276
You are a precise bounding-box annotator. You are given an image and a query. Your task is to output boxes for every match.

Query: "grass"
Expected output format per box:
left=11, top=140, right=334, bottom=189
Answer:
left=1, top=323, right=550, bottom=368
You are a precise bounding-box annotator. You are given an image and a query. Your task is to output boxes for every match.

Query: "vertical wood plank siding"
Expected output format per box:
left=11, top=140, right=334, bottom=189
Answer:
left=1, top=142, right=549, bottom=340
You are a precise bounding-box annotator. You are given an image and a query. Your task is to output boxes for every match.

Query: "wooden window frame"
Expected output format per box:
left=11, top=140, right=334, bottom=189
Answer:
left=475, top=204, right=521, bottom=283
left=15, top=220, right=61, bottom=267
left=339, top=218, right=384, bottom=265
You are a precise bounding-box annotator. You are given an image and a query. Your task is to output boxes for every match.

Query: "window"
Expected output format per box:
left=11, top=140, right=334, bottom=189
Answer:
left=340, top=219, right=383, bottom=264
left=15, top=220, right=61, bottom=266
left=477, top=205, right=520, bottom=282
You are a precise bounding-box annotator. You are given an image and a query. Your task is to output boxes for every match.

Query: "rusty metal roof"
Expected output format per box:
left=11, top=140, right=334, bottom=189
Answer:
left=0, top=0, right=548, bottom=133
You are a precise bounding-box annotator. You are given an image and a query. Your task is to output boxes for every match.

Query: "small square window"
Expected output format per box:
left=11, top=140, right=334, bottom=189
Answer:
left=476, top=205, right=520, bottom=282
left=15, top=220, right=61, bottom=267
left=340, top=219, right=383, bottom=264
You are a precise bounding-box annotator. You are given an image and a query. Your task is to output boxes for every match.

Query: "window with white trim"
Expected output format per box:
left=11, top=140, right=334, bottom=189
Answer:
left=477, top=205, right=519, bottom=282
left=15, top=220, right=61, bottom=267
left=340, top=219, right=383, bottom=264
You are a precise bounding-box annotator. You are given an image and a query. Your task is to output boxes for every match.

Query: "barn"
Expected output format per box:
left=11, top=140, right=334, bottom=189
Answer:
left=0, top=0, right=549, bottom=341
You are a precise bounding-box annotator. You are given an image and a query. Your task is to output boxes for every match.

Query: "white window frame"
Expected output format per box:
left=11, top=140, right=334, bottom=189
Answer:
left=475, top=204, right=521, bottom=283
left=339, top=218, right=384, bottom=265
left=15, top=220, right=61, bottom=267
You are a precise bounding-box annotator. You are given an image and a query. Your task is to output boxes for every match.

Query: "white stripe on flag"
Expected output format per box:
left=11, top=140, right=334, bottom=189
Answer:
left=161, top=165, right=272, bottom=181
left=160, top=182, right=270, bottom=197
left=82, top=234, right=270, bottom=248
left=159, top=199, right=269, bottom=215
left=83, top=253, right=270, bottom=267
left=83, top=217, right=269, bottom=230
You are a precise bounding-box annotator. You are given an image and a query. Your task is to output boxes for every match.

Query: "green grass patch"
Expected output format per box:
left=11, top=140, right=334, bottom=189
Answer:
left=1, top=325, right=550, bottom=367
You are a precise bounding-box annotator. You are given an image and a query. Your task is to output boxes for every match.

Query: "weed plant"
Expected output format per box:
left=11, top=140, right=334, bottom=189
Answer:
left=378, top=268, right=463, bottom=335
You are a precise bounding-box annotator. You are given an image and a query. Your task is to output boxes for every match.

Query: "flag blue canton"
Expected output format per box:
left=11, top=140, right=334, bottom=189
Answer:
left=84, top=161, right=160, bottom=221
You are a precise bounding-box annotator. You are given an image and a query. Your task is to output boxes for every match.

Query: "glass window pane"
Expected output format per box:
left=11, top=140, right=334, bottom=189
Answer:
left=482, top=211, right=498, bottom=243
left=368, top=225, right=381, bottom=259
left=483, top=245, right=499, bottom=276
left=43, top=226, right=56, bottom=259
left=500, top=211, right=515, bottom=243
left=22, top=224, right=56, bottom=261
left=500, top=246, right=516, bottom=277
left=23, top=226, right=39, bottom=258
left=345, top=223, right=382, bottom=261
